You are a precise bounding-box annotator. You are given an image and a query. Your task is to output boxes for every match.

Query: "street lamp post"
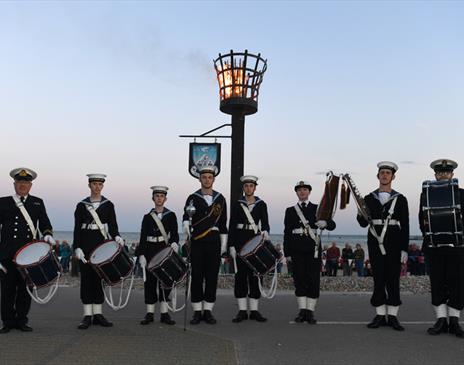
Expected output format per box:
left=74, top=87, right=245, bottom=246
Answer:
left=213, top=49, right=267, bottom=204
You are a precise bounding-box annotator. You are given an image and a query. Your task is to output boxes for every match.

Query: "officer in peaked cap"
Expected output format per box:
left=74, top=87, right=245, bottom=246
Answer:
left=0, top=168, right=54, bottom=334
left=420, top=159, right=464, bottom=338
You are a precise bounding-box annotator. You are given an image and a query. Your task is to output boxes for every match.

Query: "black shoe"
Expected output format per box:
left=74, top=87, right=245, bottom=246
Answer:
left=190, top=311, right=202, bottom=325
left=17, top=324, right=33, bottom=332
left=202, top=310, right=217, bottom=324
left=367, top=315, right=387, bottom=329
left=307, top=310, right=317, bottom=325
left=78, top=316, right=92, bottom=330
left=160, top=313, right=176, bottom=325
left=295, top=309, right=307, bottom=323
left=427, top=318, right=448, bottom=335
left=140, top=313, right=154, bottom=325
left=92, top=314, right=113, bottom=327
left=448, top=317, right=464, bottom=338
left=232, top=310, right=248, bottom=323
left=0, top=325, right=11, bottom=334
left=387, top=315, right=405, bottom=331
left=249, top=311, right=267, bottom=322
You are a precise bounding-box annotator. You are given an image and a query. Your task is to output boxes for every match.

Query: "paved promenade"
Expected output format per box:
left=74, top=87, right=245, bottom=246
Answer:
left=1, top=287, right=463, bottom=365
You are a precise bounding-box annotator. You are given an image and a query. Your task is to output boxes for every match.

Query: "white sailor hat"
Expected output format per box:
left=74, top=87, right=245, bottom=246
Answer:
left=294, top=180, right=312, bottom=191
left=377, top=161, right=398, bottom=173
left=198, top=165, right=217, bottom=176
left=430, top=158, right=458, bottom=172
left=240, top=175, right=258, bottom=185
left=87, top=173, right=106, bottom=182
left=10, top=167, right=37, bottom=181
left=150, top=186, right=169, bottom=195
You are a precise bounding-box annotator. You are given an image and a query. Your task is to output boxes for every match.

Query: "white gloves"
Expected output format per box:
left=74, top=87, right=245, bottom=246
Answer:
left=315, top=220, right=328, bottom=229
left=74, top=248, right=87, bottom=264
left=138, top=255, right=147, bottom=269
left=220, top=234, right=228, bottom=255
left=115, top=236, right=124, bottom=246
left=285, top=256, right=292, bottom=263
left=261, top=230, right=270, bottom=241
left=229, top=246, right=237, bottom=260
left=401, top=250, right=408, bottom=264
left=171, top=242, right=179, bottom=253
left=0, top=263, right=7, bottom=274
left=43, top=235, right=56, bottom=245
left=183, top=221, right=191, bottom=241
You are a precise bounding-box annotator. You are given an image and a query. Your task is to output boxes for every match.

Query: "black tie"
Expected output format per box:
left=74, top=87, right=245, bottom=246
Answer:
left=301, top=202, right=306, bottom=209
left=20, top=196, right=25, bottom=203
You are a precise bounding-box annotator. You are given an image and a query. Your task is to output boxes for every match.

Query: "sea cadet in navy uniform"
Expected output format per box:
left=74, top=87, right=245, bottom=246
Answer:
left=73, top=174, right=124, bottom=329
left=137, top=186, right=179, bottom=326
left=0, top=168, right=55, bottom=333
left=283, top=181, right=335, bottom=324
left=420, top=159, right=464, bottom=338
left=182, top=166, right=228, bottom=325
left=357, top=162, right=409, bottom=331
left=228, top=175, right=269, bottom=323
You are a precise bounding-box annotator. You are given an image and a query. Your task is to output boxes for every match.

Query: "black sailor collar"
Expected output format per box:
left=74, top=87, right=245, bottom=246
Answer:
left=82, top=196, right=109, bottom=206
left=149, top=207, right=171, bottom=218
left=193, top=189, right=222, bottom=202
left=238, top=196, right=262, bottom=206
left=371, top=189, right=401, bottom=203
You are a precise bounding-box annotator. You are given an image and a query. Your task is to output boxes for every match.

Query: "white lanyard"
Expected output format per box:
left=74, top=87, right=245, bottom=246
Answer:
left=368, top=196, right=398, bottom=255
left=240, top=203, right=259, bottom=234
left=150, top=212, right=169, bottom=244
left=85, top=204, right=109, bottom=240
left=12, top=196, right=37, bottom=239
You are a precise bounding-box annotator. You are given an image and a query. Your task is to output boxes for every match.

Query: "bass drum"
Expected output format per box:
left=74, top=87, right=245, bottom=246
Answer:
left=421, top=178, right=463, bottom=247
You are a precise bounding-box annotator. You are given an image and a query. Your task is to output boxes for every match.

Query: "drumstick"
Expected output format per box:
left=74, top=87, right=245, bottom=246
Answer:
left=142, top=266, right=146, bottom=282
left=233, top=257, right=238, bottom=274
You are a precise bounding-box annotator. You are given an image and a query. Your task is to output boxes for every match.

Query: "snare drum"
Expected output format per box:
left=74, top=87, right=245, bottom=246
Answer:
left=421, top=178, right=463, bottom=247
left=14, top=241, right=62, bottom=288
left=238, top=235, right=282, bottom=275
left=89, top=240, right=134, bottom=286
left=147, top=247, right=188, bottom=288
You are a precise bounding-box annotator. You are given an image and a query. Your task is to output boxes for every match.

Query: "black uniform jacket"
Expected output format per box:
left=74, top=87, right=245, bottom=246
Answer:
left=283, top=201, right=335, bottom=257
left=0, top=195, right=53, bottom=261
left=357, top=189, right=409, bottom=254
left=183, top=190, right=227, bottom=242
left=418, top=187, right=464, bottom=254
left=228, top=196, right=270, bottom=251
left=137, top=208, right=179, bottom=261
left=73, top=196, right=120, bottom=256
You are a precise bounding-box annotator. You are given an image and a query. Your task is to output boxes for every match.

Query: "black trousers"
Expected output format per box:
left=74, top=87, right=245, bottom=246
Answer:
left=291, top=251, right=321, bottom=298
left=190, top=241, right=221, bottom=303
left=428, top=249, right=464, bottom=310
left=368, top=247, right=401, bottom=307
left=234, top=257, right=260, bottom=299
left=0, top=260, right=31, bottom=326
left=79, top=262, right=104, bottom=304
left=144, top=270, right=171, bottom=304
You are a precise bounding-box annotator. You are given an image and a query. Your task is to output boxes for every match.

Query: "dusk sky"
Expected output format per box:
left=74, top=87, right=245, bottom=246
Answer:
left=1, top=1, right=463, bottom=234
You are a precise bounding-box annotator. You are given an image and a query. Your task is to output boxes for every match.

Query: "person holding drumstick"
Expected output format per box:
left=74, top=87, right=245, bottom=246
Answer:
left=136, top=186, right=179, bottom=326
left=182, top=165, right=228, bottom=325
left=283, top=181, right=335, bottom=324
left=419, top=159, right=464, bottom=338
left=0, top=168, right=55, bottom=333
left=228, top=175, right=270, bottom=323
left=73, top=174, right=123, bottom=330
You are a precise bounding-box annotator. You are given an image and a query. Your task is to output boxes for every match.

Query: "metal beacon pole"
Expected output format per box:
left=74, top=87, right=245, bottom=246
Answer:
left=184, top=200, right=196, bottom=331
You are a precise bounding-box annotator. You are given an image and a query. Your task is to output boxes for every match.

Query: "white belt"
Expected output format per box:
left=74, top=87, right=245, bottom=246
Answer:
left=147, top=236, right=165, bottom=243
left=81, top=223, right=107, bottom=231
left=210, top=227, right=219, bottom=232
left=292, top=228, right=317, bottom=235
left=371, top=219, right=400, bottom=227
left=236, top=223, right=255, bottom=230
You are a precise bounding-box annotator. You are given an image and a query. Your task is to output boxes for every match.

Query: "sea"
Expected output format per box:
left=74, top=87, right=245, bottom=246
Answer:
left=54, top=231, right=423, bottom=259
